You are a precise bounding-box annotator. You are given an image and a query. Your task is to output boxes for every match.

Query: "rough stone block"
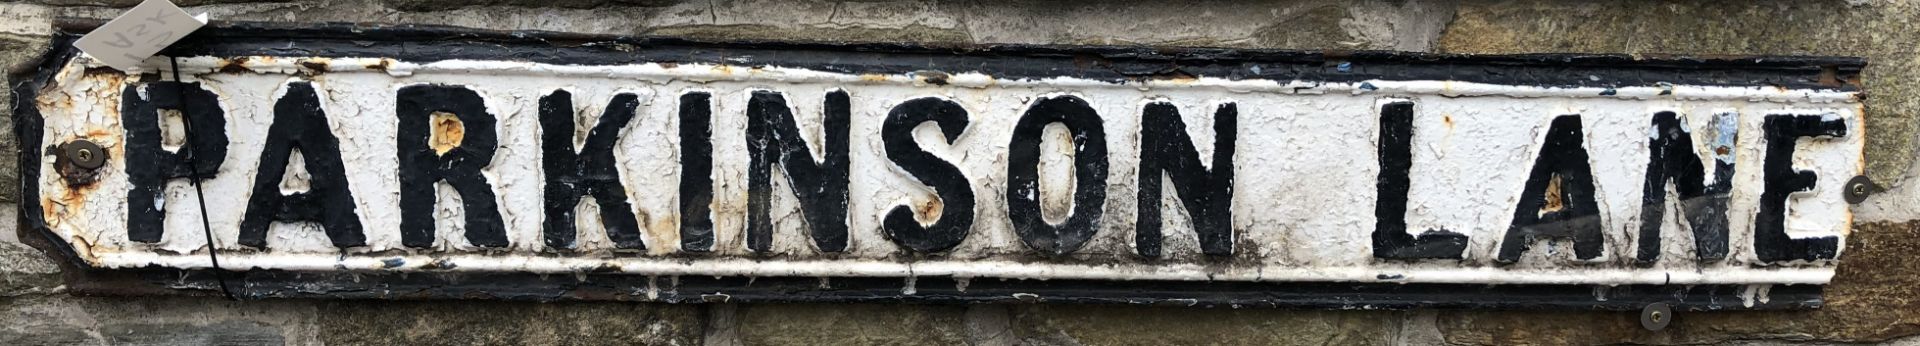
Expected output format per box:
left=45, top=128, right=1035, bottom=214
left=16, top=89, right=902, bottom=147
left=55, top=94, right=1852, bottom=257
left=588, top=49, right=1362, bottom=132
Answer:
left=382, top=0, right=683, bottom=11
left=0, top=241, right=61, bottom=297
left=316, top=300, right=703, bottom=345
left=1008, top=305, right=1403, bottom=345
left=12, top=0, right=285, bottom=8
left=0, top=33, right=49, bottom=204
left=731, top=304, right=969, bottom=345
left=0, top=329, right=94, bottom=346
left=0, top=295, right=318, bottom=345
left=100, top=321, right=285, bottom=346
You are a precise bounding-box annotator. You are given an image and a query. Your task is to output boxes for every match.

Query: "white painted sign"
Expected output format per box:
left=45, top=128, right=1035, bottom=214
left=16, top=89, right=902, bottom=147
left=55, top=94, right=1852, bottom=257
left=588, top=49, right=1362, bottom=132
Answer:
left=25, top=44, right=1863, bottom=293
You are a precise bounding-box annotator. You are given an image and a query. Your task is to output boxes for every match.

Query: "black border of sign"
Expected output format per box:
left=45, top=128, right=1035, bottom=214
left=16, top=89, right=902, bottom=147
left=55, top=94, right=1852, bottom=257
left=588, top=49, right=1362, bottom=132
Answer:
left=11, top=20, right=1858, bottom=310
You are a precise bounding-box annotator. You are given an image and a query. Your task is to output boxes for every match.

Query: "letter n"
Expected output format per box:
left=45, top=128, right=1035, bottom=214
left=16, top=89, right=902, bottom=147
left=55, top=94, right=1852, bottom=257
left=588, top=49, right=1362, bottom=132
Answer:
left=1136, top=101, right=1235, bottom=257
left=746, top=90, right=852, bottom=253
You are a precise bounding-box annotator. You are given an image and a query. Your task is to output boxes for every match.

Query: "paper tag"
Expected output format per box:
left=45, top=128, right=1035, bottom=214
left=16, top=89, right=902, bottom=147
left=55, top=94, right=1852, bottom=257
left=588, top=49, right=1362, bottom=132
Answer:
left=72, top=0, right=207, bottom=71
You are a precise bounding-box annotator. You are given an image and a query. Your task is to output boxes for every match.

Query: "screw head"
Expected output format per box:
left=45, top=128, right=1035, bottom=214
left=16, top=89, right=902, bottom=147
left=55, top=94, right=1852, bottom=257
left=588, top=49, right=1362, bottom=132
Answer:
left=1844, top=176, right=1877, bottom=204
left=64, top=140, right=107, bottom=170
left=1641, top=302, right=1672, bottom=331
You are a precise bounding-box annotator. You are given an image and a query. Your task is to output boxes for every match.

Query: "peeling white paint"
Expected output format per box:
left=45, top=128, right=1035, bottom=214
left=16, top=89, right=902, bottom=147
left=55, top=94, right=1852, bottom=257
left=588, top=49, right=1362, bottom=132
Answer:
left=33, top=54, right=1863, bottom=285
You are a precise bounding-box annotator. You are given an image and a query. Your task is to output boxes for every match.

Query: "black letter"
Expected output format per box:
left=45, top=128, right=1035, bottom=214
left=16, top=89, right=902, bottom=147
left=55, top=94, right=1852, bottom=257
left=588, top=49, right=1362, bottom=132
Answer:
left=396, top=85, right=506, bottom=248
left=1007, top=96, right=1108, bottom=256
left=123, top=82, right=228, bottom=243
left=679, top=92, right=717, bottom=252
left=882, top=97, right=974, bottom=253
left=1136, top=102, right=1235, bottom=257
left=238, top=82, right=365, bottom=248
left=1496, top=115, right=1605, bottom=264
left=746, top=90, right=851, bottom=253
left=540, top=90, right=645, bottom=250
left=1373, top=101, right=1468, bottom=259
left=1755, top=114, right=1847, bottom=263
left=1635, top=111, right=1733, bottom=264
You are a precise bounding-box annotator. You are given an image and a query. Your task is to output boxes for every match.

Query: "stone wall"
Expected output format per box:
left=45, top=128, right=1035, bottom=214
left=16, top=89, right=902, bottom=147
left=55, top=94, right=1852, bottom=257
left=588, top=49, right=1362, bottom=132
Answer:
left=3, top=0, right=1918, bottom=344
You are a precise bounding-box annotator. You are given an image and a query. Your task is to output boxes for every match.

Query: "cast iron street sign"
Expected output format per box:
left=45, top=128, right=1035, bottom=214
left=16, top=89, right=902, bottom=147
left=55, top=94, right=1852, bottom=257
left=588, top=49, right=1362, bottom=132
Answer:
left=13, top=22, right=1866, bottom=309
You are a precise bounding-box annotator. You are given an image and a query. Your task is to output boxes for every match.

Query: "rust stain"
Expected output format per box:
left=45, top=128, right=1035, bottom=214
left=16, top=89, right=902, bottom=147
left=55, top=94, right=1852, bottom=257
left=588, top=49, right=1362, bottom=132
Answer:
left=917, top=196, right=945, bottom=223
left=365, top=59, right=393, bottom=72
left=1817, top=65, right=1842, bottom=88
left=860, top=74, right=888, bottom=82
left=40, top=197, right=59, bottom=229
left=591, top=263, right=623, bottom=273
left=56, top=155, right=101, bottom=199
left=60, top=181, right=96, bottom=203
left=1443, top=114, right=1454, bottom=130
left=914, top=71, right=951, bottom=86
left=430, top=111, right=465, bottom=155
left=1541, top=174, right=1565, bottom=214
left=82, top=66, right=120, bottom=77
left=217, top=57, right=254, bottom=74
left=69, top=235, right=98, bottom=263
left=298, top=58, right=331, bottom=73
left=647, top=212, right=678, bottom=255
left=1070, top=54, right=1111, bottom=70
left=1153, top=69, right=1198, bottom=84
left=44, top=168, right=100, bottom=238
left=39, top=90, right=71, bottom=113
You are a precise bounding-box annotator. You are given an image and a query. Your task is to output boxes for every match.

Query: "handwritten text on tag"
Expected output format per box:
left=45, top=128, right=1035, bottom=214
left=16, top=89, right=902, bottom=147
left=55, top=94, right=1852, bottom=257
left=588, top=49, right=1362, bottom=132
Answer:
left=72, top=0, right=207, bottom=71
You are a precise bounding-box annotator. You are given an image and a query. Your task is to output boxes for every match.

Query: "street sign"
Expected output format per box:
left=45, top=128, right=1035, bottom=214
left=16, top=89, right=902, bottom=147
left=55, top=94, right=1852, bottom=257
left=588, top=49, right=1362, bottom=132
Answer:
left=14, top=22, right=1865, bottom=309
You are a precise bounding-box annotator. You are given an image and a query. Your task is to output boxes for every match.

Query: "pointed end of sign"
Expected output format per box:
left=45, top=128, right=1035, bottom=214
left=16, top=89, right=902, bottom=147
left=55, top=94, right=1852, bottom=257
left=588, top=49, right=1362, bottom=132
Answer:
left=193, top=13, right=210, bottom=24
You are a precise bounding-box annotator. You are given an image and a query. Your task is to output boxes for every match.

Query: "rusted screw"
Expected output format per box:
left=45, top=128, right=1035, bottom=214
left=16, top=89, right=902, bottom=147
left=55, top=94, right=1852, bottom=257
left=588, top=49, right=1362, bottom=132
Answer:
left=54, top=140, right=107, bottom=186
left=64, top=140, right=107, bottom=170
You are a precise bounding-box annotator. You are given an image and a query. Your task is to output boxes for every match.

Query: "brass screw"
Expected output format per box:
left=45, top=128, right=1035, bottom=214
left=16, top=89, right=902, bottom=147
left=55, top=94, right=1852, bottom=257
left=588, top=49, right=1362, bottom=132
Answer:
left=75, top=148, right=94, bottom=162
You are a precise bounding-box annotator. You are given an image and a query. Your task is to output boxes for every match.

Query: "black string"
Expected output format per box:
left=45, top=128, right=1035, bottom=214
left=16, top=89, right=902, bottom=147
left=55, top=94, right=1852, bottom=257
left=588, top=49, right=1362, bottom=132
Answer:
left=170, top=56, right=238, bottom=300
